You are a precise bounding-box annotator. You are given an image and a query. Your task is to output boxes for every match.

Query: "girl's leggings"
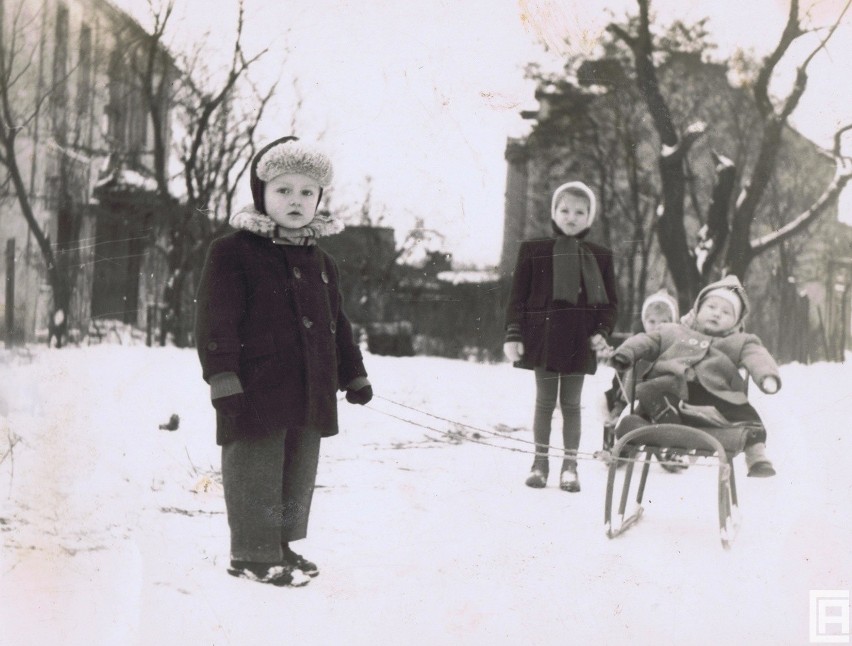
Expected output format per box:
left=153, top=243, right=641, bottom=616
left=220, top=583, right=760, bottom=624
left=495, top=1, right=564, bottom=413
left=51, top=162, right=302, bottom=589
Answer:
left=533, top=368, right=585, bottom=461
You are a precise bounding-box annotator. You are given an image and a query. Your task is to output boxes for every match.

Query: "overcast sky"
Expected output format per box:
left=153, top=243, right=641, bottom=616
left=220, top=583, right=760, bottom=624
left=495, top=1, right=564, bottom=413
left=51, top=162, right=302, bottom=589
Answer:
left=117, top=0, right=852, bottom=266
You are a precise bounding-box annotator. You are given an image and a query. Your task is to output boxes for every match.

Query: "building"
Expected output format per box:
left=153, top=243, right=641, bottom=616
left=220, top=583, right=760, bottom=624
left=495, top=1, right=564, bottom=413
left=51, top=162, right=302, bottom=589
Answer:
left=0, top=0, right=175, bottom=344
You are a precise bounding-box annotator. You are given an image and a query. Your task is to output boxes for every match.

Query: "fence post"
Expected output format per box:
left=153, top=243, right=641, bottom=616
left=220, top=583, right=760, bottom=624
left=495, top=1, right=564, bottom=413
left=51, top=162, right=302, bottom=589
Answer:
left=146, top=303, right=154, bottom=347
left=5, top=238, right=15, bottom=349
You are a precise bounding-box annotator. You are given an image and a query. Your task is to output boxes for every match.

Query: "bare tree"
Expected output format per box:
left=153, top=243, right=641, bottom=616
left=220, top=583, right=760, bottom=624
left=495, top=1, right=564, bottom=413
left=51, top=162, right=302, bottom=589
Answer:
left=121, top=0, right=278, bottom=346
left=609, top=0, right=852, bottom=311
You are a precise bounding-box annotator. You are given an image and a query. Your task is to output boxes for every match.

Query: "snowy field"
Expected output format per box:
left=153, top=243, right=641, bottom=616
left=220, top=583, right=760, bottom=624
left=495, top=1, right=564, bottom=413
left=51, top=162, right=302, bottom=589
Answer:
left=0, top=342, right=849, bottom=645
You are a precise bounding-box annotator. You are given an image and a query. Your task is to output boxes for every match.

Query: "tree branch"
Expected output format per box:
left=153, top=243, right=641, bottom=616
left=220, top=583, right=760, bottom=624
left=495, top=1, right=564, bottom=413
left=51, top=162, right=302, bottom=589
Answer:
left=779, top=0, right=851, bottom=122
left=751, top=154, right=852, bottom=255
left=695, top=151, right=736, bottom=280
left=834, top=124, right=852, bottom=156
left=754, top=0, right=802, bottom=117
left=608, top=0, right=678, bottom=146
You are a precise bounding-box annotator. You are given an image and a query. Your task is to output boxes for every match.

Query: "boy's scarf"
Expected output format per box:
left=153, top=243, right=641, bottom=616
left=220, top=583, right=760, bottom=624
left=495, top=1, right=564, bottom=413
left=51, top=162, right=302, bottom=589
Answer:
left=552, top=236, right=609, bottom=305
left=229, top=204, right=343, bottom=246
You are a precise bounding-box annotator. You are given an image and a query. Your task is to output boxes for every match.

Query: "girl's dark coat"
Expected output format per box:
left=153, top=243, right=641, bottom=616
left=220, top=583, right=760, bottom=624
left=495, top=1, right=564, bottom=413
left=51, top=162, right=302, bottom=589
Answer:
left=506, top=237, right=618, bottom=374
left=196, top=231, right=367, bottom=445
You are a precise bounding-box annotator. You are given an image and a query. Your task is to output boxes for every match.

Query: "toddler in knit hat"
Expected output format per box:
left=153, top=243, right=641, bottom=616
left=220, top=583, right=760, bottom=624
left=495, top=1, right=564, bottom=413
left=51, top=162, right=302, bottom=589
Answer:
left=603, top=289, right=679, bottom=456
left=611, top=276, right=781, bottom=477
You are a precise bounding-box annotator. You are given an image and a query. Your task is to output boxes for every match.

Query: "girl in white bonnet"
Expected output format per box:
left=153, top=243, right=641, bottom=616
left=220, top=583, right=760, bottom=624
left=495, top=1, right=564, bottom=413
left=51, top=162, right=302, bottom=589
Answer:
left=504, top=181, right=618, bottom=492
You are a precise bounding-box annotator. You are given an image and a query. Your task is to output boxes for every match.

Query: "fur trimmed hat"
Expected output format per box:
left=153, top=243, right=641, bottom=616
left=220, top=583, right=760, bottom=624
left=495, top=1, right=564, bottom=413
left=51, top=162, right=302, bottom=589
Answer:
left=551, top=181, right=597, bottom=229
left=641, top=289, right=679, bottom=323
left=250, top=136, right=334, bottom=214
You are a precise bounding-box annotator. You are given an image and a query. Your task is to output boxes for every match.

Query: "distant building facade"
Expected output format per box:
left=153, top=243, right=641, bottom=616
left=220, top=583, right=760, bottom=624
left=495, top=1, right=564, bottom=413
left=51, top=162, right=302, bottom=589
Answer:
left=0, top=0, right=174, bottom=343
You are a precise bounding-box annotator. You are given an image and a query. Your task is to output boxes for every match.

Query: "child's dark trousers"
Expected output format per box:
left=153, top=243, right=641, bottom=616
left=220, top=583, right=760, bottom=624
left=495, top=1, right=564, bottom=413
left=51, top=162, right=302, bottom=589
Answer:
left=221, top=426, right=322, bottom=563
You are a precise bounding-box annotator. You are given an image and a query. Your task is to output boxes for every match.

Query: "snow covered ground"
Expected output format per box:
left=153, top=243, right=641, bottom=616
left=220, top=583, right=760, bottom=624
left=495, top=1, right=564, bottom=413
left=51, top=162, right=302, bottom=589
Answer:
left=0, top=343, right=849, bottom=645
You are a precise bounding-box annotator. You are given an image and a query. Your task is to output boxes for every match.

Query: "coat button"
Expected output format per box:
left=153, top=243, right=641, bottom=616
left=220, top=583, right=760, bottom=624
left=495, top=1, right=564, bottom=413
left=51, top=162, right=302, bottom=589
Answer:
left=699, top=340, right=709, bottom=348
left=321, top=271, right=329, bottom=284
left=293, top=267, right=302, bottom=279
left=688, top=338, right=698, bottom=345
left=302, top=316, right=313, bottom=328
left=207, top=341, right=218, bottom=351
left=330, top=322, right=337, bottom=333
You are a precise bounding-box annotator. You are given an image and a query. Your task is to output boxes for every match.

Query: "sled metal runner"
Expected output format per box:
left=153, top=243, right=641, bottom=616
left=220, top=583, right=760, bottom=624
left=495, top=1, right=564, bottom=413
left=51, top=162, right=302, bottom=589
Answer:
left=604, top=423, right=753, bottom=550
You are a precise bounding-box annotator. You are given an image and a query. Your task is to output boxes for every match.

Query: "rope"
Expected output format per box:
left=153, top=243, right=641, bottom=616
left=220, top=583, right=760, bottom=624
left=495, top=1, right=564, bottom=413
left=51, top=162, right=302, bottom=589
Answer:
left=374, top=394, right=596, bottom=457
left=358, top=394, right=714, bottom=469
left=612, top=368, right=632, bottom=408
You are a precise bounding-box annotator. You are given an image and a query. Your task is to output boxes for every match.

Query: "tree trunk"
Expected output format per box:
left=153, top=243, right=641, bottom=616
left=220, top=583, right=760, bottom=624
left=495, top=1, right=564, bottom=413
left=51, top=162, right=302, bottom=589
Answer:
left=2, top=137, right=70, bottom=347
left=657, top=153, right=702, bottom=313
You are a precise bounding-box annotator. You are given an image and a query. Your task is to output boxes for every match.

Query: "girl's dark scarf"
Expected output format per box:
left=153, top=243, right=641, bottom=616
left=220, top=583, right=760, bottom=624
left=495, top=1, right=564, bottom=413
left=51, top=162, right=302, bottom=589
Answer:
left=552, top=232, right=609, bottom=305
left=229, top=204, right=343, bottom=246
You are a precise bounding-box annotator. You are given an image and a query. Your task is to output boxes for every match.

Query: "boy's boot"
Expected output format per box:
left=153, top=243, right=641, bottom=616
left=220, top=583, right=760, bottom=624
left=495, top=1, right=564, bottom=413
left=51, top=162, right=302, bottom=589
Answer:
left=228, top=560, right=311, bottom=587
left=282, top=543, right=319, bottom=577
left=745, top=442, right=776, bottom=477
left=559, top=459, right=580, bottom=493
left=525, top=455, right=549, bottom=488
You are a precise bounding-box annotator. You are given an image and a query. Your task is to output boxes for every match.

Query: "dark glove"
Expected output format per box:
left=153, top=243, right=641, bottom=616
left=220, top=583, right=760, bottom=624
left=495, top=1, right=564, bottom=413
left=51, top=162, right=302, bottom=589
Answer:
left=346, top=385, right=373, bottom=405
left=610, top=355, right=631, bottom=372
left=212, top=392, right=246, bottom=418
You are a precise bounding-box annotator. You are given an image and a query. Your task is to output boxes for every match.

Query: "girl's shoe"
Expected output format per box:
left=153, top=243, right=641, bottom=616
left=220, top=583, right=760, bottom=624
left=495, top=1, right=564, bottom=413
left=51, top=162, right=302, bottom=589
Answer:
left=283, top=545, right=319, bottom=577
left=525, top=468, right=548, bottom=488
left=559, top=467, right=580, bottom=492
left=228, top=560, right=311, bottom=587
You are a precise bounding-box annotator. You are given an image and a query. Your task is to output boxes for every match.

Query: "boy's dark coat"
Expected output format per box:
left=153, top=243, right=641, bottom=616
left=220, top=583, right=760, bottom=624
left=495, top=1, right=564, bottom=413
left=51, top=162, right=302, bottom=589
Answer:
left=506, top=237, right=618, bottom=375
left=196, top=231, right=367, bottom=445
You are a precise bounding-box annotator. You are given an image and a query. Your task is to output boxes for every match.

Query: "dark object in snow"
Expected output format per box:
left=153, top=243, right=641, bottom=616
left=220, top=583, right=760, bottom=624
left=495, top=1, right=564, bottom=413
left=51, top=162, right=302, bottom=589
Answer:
left=159, top=414, right=180, bottom=431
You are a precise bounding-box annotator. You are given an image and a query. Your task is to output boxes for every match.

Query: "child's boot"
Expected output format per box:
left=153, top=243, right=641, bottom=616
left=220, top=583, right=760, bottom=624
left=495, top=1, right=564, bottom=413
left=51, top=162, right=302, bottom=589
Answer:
left=525, top=456, right=549, bottom=488
left=559, top=459, right=580, bottom=492
left=745, top=442, right=776, bottom=477
left=650, top=396, right=682, bottom=425
left=283, top=543, right=319, bottom=577
left=227, top=560, right=311, bottom=587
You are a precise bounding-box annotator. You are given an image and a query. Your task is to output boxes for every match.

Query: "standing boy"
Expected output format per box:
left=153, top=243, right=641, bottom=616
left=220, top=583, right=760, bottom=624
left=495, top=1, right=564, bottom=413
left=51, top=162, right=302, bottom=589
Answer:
left=196, top=137, right=372, bottom=586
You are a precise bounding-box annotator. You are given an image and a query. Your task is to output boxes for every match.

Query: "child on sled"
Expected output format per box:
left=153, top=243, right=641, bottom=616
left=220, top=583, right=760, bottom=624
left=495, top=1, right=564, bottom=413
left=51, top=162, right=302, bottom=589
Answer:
left=610, top=275, right=780, bottom=477
left=603, top=290, right=689, bottom=471
left=604, top=289, right=679, bottom=435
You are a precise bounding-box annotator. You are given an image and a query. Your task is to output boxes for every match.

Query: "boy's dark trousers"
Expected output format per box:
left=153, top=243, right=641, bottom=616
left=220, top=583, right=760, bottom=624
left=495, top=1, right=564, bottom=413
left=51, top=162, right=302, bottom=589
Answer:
left=635, top=378, right=767, bottom=446
left=221, top=426, right=322, bottom=563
